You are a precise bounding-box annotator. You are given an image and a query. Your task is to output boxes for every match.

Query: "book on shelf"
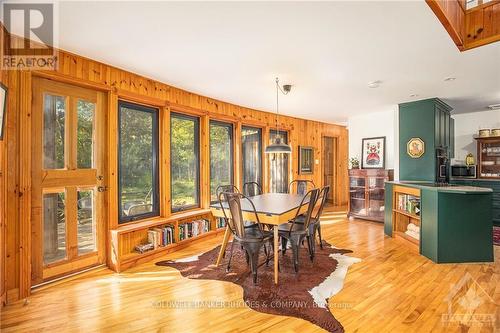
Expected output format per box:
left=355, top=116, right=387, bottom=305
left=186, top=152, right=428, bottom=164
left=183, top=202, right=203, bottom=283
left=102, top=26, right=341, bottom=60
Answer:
left=179, top=219, right=210, bottom=241
left=397, top=194, right=420, bottom=216
left=216, top=217, right=226, bottom=229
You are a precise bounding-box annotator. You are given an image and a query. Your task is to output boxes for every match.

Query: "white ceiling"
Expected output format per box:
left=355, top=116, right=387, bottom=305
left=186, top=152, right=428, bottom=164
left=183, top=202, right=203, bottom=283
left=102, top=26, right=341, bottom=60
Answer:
left=25, top=1, right=500, bottom=123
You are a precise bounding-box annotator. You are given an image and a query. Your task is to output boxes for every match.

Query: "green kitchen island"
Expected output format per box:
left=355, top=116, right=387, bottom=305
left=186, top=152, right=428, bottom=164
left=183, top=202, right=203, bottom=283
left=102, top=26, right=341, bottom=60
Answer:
left=384, top=181, right=494, bottom=263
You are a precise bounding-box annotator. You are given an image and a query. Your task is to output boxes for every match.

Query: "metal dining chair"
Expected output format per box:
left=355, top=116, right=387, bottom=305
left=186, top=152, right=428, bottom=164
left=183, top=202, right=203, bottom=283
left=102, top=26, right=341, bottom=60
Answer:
left=243, top=182, right=262, bottom=197
left=279, top=188, right=319, bottom=273
left=288, top=180, right=316, bottom=196
left=293, top=186, right=330, bottom=252
left=223, top=192, right=274, bottom=284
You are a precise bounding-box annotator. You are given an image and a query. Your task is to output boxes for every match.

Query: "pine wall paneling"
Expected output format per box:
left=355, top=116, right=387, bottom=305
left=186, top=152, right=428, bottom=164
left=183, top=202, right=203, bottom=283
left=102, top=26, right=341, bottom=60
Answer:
left=1, top=30, right=348, bottom=303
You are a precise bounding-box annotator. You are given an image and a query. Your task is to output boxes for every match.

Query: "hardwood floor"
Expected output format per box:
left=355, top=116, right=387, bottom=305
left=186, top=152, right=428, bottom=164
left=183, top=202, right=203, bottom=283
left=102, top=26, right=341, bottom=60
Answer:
left=1, top=207, right=499, bottom=332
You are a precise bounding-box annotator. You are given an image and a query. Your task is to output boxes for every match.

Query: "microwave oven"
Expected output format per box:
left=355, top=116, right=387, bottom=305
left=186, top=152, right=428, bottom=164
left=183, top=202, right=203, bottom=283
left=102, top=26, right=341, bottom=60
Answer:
left=451, top=165, right=477, bottom=179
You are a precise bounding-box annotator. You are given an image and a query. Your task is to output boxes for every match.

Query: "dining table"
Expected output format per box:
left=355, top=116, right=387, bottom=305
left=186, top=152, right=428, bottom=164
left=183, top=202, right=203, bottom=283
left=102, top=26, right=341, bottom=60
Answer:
left=210, top=193, right=308, bottom=284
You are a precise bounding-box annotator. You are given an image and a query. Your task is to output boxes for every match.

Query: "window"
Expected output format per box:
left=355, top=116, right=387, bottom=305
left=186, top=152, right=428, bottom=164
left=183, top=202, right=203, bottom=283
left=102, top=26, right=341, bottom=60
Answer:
left=269, top=130, right=289, bottom=193
left=118, top=101, right=159, bottom=223
left=242, top=126, right=262, bottom=187
left=209, top=121, right=233, bottom=202
left=171, top=113, right=200, bottom=212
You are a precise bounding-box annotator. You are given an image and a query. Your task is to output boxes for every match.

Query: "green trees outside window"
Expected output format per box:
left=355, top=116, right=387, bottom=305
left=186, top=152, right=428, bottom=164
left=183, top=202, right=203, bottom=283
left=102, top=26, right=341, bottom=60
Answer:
left=170, top=113, right=200, bottom=212
left=118, top=101, right=159, bottom=223
left=209, top=121, right=233, bottom=202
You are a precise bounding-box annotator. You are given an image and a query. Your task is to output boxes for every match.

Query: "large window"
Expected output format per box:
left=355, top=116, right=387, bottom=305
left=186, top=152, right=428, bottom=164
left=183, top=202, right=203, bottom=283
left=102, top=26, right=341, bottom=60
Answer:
left=242, top=126, right=262, bottom=187
left=209, top=121, right=233, bottom=202
left=269, top=130, right=289, bottom=193
left=171, top=113, right=200, bottom=212
left=118, top=101, right=159, bottom=223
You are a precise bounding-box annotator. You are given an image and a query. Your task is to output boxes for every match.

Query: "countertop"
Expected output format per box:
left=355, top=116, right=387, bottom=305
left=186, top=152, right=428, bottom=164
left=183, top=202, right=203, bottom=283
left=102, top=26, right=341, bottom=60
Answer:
left=386, top=181, right=493, bottom=194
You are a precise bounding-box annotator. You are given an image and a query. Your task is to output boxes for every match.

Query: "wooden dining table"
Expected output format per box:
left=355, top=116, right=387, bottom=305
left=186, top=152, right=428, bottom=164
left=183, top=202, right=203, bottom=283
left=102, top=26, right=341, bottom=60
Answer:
left=210, top=193, right=308, bottom=284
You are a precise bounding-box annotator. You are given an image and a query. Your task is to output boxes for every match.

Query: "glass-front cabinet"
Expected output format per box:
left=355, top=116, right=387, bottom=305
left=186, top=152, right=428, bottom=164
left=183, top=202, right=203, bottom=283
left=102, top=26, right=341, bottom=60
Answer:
left=477, top=137, right=500, bottom=180
left=348, top=169, right=394, bottom=222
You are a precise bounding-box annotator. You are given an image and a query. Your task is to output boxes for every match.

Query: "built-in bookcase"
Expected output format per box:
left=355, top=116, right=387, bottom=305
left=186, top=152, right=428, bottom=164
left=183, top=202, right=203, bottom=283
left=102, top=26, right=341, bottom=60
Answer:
left=110, top=210, right=225, bottom=272
left=392, top=186, right=421, bottom=252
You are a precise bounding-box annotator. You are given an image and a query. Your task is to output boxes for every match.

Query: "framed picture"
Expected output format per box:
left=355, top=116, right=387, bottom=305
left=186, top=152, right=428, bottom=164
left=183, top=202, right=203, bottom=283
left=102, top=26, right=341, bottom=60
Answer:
left=361, top=136, right=385, bottom=169
left=298, top=146, right=314, bottom=174
left=407, top=137, right=425, bottom=158
left=0, top=83, right=6, bottom=140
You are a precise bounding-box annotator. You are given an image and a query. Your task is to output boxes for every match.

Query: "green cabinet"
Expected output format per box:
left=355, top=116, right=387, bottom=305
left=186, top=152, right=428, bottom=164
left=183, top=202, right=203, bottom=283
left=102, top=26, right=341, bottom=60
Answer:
left=399, top=98, right=454, bottom=181
left=451, top=179, right=500, bottom=226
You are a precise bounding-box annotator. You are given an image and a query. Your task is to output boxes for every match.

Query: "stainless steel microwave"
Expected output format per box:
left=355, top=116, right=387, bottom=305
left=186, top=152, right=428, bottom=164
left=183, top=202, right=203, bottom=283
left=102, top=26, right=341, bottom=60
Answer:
left=451, top=165, right=477, bottom=179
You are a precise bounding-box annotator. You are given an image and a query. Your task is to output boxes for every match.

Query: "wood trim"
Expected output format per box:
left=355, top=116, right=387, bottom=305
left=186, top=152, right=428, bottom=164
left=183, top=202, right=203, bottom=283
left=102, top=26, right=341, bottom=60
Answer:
left=426, top=0, right=465, bottom=50
left=160, top=106, right=171, bottom=217
left=117, top=89, right=168, bottom=108
left=32, top=70, right=112, bottom=92
left=19, top=71, right=32, bottom=299
left=200, top=115, right=210, bottom=209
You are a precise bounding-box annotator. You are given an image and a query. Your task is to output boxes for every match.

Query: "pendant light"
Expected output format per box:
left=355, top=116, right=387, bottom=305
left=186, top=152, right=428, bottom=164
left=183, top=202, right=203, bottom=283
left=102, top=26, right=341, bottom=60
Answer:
left=265, top=77, right=292, bottom=154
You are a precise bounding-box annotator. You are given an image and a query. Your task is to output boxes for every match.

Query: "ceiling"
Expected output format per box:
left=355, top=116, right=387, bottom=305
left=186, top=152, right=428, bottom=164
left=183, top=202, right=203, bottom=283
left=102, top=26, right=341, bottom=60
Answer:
left=20, top=1, right=500, bottom=123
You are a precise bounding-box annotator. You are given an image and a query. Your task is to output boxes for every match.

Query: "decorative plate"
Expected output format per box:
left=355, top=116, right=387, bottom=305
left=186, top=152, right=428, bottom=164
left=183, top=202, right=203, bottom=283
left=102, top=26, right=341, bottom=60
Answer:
left=407, top=137, right=425, bottom=158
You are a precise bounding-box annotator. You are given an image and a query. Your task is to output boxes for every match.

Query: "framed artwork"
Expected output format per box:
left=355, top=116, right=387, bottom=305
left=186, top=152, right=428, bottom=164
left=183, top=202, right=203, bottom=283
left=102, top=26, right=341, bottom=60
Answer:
left=407, top=137, right=425, bottom=158
left=361, top=136, right=386, bottom=169
left=0, top=83, right=6, bottom=140
left=298, top=146, right=314, bottom=174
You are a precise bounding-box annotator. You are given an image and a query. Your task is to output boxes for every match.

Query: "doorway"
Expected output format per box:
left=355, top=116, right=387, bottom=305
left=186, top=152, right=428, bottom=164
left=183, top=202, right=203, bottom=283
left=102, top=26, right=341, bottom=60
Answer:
left=31, top=78, right=106, bottom=285
left=322, top=136, right=336, bottom=204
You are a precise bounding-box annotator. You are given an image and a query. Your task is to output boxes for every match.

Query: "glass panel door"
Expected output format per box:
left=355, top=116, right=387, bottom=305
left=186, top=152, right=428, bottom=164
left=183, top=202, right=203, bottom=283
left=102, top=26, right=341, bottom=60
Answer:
left=31, top=78, right=105, bottom=285
left=349, top=176, right=366, bottom=216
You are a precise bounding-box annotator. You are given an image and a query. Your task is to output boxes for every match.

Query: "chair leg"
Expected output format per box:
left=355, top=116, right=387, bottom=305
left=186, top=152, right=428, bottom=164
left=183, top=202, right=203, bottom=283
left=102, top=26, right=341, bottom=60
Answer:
left=290, top=236, right=301, bottom=273
left=281, top=237, right=288, bottom=255
left=317, top=224, right=323, bottom=249
left=226, top=241, right=235, bottom=272
left=306, top=235, right=315, bottom=262
left=263, top=242, right=270, bottom=266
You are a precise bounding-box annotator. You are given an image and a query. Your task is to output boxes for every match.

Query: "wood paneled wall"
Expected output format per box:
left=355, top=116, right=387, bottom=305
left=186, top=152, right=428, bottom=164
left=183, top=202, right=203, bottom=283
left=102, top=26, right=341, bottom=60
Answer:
left=0, top=29, right=348, bottom=304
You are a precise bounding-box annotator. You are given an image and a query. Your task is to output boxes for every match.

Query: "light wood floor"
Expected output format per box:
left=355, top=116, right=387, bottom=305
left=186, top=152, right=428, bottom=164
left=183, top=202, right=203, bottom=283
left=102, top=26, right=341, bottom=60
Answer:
left=1, top=207, right=499, bottom=332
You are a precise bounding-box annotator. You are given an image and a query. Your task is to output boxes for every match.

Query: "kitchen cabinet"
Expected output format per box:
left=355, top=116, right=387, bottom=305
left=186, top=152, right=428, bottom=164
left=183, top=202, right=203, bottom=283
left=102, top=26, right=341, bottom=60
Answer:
left=451, top=179, right=500, bottom=226
left=399, top=98, right=454, bottom=182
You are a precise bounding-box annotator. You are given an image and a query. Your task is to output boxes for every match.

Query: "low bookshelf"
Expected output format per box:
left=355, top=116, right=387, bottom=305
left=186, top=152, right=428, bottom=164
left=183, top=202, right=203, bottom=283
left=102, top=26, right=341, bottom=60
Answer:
left=392, top=185, right=421, bottom=252
left=109, top=209, right=226, bottom=272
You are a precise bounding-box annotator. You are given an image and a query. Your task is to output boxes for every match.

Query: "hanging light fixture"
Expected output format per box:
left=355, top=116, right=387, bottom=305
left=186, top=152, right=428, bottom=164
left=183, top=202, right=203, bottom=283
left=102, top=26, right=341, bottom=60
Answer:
left=265, top=77, right=292, bottom=154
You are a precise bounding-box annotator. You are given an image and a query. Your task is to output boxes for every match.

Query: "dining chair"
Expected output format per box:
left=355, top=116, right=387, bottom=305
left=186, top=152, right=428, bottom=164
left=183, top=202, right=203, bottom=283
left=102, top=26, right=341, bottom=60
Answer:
left=215, top=184, right=240, bottom=198
left=279, top=188, right=319, bottom=273
left=289, top=180, right=316, bottom=196
left=293, top=186, right=330, bottom=251
left=223, top=192, right=274, bottom=284
left=243, top=182, right=262, bottom=197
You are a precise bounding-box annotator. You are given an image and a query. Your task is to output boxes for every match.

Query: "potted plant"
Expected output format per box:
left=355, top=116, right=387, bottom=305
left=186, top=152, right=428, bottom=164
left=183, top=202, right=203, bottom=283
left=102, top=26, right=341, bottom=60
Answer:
left=350, top=157, right=360, bottom=169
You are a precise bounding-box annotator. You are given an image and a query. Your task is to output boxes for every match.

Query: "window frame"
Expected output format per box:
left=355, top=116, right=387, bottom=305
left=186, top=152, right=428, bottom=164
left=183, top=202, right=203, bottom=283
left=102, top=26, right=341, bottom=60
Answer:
left=170, top=112, right=201, bottom=213
left=117, top=100, right=160, bottom=224
left=241, top=125, right=263, bottom=188
left=209, top=120, right=234, bottom=204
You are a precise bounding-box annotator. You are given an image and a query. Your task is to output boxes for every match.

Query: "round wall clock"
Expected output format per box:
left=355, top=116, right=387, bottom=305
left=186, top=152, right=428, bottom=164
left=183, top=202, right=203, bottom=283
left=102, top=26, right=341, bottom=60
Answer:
left=407, top=137, right=425, bottom=158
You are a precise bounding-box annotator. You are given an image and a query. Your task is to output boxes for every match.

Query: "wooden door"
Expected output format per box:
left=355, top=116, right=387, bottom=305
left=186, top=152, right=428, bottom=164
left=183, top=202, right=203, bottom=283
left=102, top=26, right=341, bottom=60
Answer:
left=31, top=78, right=106, bottom=285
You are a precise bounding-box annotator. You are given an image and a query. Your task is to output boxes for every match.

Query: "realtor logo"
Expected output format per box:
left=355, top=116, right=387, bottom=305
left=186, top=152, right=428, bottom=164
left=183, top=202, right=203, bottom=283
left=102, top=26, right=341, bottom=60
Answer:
left=1, top=1, right=58, bottom=70
left=442, top=272, right=498, bottom=329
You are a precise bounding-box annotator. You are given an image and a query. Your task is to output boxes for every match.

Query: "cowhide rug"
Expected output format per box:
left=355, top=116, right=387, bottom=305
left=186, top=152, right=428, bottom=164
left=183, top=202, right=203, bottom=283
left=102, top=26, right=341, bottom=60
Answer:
left=156, top=241, right=360, bottom=333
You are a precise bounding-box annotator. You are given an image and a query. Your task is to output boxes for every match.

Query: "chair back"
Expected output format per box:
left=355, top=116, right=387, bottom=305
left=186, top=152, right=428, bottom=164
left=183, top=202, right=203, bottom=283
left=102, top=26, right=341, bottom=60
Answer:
left=288, top=188, right=319, bottom=233
left=223, top=192, right=266, bottom=240
left=313, top=186, right=330, bottom=221
left=216, top=184, right=240, bottom=198
left=289, top=180, right=315, bottom=195
left=243, top=182, right=262, bottom=197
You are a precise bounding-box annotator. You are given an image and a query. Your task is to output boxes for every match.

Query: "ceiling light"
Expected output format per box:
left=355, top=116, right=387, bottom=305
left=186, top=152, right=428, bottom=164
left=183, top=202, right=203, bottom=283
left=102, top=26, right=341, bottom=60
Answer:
left=265, top=77, right=292, bottom=154
left=410, top=93, right=419, bottom=97
left=487, top=103, right=500, bottom=110
left=368, top=80, right=382, bottom=88
left=444, top=77, right=456, bottom=81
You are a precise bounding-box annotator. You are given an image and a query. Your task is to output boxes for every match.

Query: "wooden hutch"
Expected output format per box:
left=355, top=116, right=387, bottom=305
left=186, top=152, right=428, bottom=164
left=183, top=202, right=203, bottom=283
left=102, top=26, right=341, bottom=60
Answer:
left=348, top=169, right=394, bottom=222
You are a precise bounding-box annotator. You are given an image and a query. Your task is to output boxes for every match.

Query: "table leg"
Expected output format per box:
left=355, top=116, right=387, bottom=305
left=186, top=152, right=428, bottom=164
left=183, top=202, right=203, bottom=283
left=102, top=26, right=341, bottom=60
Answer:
left=215, top=226, right=231, bottom=266
left=274, top=226, right=279, bottom=284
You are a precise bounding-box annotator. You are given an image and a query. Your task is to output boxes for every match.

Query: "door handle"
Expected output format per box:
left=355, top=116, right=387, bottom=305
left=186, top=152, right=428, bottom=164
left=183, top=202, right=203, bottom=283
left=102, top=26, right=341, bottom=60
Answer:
left=97, top=186, right=108, bottom=192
